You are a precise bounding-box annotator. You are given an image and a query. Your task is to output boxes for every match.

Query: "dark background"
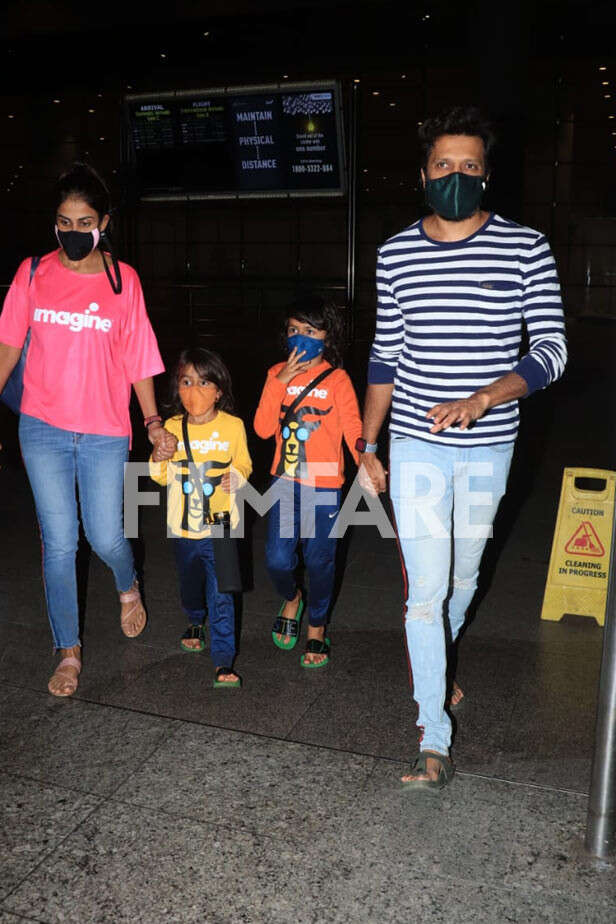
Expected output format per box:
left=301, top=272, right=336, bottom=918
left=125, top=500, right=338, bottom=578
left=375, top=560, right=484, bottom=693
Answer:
left=1, top=0, right=615, bottom=471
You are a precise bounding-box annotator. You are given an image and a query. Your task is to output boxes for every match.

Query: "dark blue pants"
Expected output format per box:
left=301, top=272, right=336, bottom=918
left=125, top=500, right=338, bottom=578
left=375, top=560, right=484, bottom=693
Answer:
left=173, top=537, right=235, bottom=668
left=265, top=477, right=341, bottom=627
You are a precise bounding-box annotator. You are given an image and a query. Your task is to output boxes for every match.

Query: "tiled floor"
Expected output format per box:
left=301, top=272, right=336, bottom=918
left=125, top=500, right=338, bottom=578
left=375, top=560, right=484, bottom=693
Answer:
left=1, top=319, right=615, bottom=922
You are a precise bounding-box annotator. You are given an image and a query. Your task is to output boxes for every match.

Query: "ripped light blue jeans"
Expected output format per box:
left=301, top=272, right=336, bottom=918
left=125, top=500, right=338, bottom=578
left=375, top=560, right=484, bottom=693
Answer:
left=389, top=434, right=514, bottom=756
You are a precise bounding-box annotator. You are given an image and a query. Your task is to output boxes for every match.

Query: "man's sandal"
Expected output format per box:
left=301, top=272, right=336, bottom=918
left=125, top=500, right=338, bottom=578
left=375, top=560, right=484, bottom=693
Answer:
left=272, top=596, right=304, bottom=650
left=300, top=637, right=330, bottom=669
left=47, top=656, right=81, bottom=698
left=213, top=667, right=242, bottom=689
left=180, top=624, right=205, bottom=652
left=119, top=580, right=147, bottom=638
left=401, top=750, right=455, bottom=791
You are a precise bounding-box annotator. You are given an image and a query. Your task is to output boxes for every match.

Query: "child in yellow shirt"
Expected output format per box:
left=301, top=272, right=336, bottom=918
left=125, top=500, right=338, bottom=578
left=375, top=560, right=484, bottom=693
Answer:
left=150, top=348, right=252, bottom=688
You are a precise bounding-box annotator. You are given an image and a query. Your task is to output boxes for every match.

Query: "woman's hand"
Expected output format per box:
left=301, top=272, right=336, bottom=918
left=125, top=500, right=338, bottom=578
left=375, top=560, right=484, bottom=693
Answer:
left=276, top=347, right=312, bottom=384
left=149, top=424, right=177, bottom=461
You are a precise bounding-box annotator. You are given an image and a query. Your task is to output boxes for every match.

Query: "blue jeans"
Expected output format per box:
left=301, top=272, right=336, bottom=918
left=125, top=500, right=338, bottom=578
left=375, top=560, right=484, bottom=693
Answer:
left=389, top=435, right=514, bottom=756
left=18, top=414, right=135, bottom=649
left=265, top=477, right=341, bottom=626
left=173, top=537, right=236, bottom=668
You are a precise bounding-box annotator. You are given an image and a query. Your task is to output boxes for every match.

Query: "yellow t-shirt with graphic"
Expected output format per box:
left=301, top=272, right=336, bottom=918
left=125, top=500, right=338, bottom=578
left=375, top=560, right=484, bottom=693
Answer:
left=149, top=411, right=252, bottom=540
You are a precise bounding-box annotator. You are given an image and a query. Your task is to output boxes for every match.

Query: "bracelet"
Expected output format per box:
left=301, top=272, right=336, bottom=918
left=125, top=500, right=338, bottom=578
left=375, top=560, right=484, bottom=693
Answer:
left=144, top=415, right=162, bottom=429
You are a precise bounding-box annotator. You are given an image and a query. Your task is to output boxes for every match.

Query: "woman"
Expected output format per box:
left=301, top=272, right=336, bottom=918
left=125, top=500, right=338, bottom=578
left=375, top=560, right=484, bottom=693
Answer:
left=0, top=163, right=176, bottom=697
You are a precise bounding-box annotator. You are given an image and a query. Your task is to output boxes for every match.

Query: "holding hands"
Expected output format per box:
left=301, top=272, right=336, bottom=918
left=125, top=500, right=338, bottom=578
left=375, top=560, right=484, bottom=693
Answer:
left=149, top=424, right=177, bottom=462
left=358, top=454, right=387, bottom=497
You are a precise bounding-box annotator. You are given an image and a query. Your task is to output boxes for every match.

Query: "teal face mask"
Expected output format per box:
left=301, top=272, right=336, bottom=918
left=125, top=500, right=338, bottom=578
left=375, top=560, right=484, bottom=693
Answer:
left=424, top=172, right=486, bottom=221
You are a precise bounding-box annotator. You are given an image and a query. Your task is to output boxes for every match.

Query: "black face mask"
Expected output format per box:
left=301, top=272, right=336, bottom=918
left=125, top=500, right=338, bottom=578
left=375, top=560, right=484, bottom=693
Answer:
left=55, top=226, right=100, bottom=261
left=424, top=172, right=486, bottom=221
left=54, top=225, right=122, bottom=294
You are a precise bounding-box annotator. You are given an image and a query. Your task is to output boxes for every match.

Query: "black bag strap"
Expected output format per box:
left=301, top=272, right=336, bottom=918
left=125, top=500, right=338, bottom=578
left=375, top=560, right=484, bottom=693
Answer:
left=280, top=367, right=333, bottom=432
left=29, top=256, right=41, bottom=285
left=182, top=414, right=196, bottom=467
left=181, top=414, right=229, bottom=478
left=99, top=232, right=122, bottom=294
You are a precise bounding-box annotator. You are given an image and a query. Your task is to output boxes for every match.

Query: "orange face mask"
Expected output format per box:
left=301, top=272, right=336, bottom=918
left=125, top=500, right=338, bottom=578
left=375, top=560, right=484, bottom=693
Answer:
left=179, top=384, right=218, bottom=418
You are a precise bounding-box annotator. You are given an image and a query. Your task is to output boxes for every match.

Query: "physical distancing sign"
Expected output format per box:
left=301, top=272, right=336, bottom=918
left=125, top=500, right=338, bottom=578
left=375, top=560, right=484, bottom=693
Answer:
left=541, top=467, right=616, bottom=627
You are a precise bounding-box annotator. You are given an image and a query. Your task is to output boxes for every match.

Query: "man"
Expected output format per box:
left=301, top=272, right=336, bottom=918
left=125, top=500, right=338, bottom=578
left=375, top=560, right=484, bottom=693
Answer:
left=358, top=106, right=567, bottom=790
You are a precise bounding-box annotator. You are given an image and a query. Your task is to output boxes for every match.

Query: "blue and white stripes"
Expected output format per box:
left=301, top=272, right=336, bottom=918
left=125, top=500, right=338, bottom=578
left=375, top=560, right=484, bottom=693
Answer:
left=368, top=213, right=567, bottom=446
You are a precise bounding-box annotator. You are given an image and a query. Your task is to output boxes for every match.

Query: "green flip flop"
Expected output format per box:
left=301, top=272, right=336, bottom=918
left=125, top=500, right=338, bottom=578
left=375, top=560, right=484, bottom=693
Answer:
left=180, top=624, right=205, bottom=653
left=213, top=667, right=242, bottom=689
left=300, top=637, right=330, bottom=669
left=272, top=596, right=304, bottom=650
left=401, top=751, right=455, bottom=791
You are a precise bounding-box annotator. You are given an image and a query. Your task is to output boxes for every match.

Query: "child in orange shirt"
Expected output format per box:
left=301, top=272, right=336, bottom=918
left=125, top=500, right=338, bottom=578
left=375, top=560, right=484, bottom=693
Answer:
left=254, top=295, right=362, bottom=667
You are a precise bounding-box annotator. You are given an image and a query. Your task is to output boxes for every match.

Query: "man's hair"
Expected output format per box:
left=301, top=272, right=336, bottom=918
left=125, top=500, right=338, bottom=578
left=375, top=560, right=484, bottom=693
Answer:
left=418, top=106, right=496, bottom=171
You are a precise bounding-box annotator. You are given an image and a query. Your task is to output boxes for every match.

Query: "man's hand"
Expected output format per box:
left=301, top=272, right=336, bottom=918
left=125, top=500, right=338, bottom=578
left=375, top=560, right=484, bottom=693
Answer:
left=276, top=347, right=312, bottom=384
left=426, top=392, right=491, bottom=433
left=149, top=424, right=177, bottom=461
left=358, top=453, right=387, bottom=497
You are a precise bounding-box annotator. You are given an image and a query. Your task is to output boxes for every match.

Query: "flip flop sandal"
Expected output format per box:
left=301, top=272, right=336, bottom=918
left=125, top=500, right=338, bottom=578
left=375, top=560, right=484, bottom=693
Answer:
left=213, top=667, right=242, bottom=689
left=272, top=596, right=304, bottom=650
left=180, top=624, right=206, bottom=652
left=300, top=637, right=330, bottom=669
left=401, top=750, right=455, bottom=792
left=119, top=580, right=147, bottom=638
left=48, top=656, right=81, bottom=698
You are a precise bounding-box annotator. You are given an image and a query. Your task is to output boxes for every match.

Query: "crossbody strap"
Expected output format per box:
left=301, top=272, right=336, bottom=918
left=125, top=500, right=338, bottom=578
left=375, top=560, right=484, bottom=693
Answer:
left=279, top=367, right=334, bottom=432
left=182, top=414, right=196, bottom=467
left=29, top=256, right=41, bottom=284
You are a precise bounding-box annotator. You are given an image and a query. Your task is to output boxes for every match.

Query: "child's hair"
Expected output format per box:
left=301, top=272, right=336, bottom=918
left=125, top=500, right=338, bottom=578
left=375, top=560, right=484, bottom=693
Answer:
left=168, top=347, right=235, bottom=415
left=282, top=293, right=346, bottom=368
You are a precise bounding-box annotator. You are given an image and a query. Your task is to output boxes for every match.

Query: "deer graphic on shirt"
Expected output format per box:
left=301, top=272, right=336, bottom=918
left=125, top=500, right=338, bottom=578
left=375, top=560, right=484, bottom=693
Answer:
left=276, top=404, right=331, bottom=479
left=173, top=459, right=230, bottom=533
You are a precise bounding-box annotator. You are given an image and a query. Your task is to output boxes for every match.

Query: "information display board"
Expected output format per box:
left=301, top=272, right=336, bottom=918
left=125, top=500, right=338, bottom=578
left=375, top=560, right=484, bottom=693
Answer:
left=126, top=82, right=345, bottom=199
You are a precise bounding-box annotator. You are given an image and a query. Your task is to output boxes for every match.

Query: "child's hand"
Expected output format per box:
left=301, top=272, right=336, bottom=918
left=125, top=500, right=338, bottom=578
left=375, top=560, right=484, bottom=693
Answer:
left=150, top=425, right=177, bottom=462
left=221, top=471, right=243, bottom=494
left=276, top=347, right=312, bottom=384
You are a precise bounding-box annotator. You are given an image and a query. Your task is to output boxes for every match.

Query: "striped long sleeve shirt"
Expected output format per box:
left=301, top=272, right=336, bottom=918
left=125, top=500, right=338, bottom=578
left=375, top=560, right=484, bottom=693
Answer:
left=368, top=213, right=567, bottom=446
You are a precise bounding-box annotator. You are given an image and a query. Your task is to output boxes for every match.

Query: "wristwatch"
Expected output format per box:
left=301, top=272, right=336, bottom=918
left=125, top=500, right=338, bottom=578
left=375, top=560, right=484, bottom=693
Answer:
left=355, top=438, right=378, bottom=454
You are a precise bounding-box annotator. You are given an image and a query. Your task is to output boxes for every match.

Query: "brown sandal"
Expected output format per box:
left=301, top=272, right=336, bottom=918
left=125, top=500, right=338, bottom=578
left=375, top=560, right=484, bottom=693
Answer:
left=119, top=580, right=147, bottom=638
left=48, top=656, right=81, bottom=697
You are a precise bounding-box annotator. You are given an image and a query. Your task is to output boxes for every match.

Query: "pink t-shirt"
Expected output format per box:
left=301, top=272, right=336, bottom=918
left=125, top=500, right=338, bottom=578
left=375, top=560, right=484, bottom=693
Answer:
left=0, top=250, right=165, bottom=437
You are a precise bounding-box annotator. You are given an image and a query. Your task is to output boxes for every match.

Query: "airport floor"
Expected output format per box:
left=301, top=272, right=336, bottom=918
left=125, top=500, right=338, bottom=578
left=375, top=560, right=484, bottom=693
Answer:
left=1, top=319, right=615, bottom=923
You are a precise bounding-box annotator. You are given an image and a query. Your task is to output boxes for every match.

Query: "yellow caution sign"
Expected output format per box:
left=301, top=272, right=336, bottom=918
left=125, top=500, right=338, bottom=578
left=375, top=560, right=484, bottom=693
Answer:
left=541, top=468, right=616, bottom=627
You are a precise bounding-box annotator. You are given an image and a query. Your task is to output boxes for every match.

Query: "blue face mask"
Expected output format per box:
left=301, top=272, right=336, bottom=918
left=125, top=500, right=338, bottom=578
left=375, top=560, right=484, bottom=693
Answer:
left=287, top=332, right=325, bottom=362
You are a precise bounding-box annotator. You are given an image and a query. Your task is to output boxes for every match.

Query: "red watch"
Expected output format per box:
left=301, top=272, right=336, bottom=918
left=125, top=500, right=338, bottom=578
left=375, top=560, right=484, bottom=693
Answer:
left=355, top=438, right=378, bottom=454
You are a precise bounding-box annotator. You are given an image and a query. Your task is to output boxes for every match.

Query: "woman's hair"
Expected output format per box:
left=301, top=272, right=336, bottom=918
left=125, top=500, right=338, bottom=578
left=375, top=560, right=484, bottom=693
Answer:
left=418, top=106, right=496, bottom=171
left=54, top=162, right=111, bottom=219
left=282, top=293, right=347, bottom=369
left=167, top=347, right=235, bottom=415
